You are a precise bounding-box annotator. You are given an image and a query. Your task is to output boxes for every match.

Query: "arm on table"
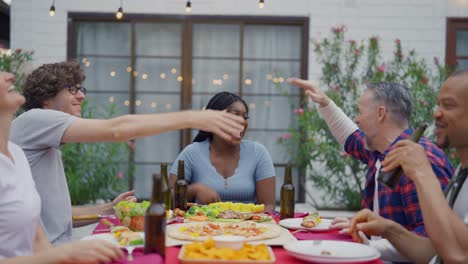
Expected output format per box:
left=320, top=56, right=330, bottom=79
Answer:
left=349, top=208, right=436, bottom=263
left=0, top=240, right=124, bottom=264
left=72, top=190, right=136, bottom=227
left=255, top=177, right=276, bottom=212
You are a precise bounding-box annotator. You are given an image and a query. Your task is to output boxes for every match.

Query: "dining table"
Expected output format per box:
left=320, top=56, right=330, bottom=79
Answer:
left=90, top=213, right=384, bottom=264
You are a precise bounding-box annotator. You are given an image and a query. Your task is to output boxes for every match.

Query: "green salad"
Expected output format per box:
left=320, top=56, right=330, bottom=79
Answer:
left=113, top=200, right=150, bottom=219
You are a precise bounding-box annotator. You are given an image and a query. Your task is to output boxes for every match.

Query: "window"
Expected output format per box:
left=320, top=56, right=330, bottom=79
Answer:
left=446, top=18, right=468, bottom=70
left=69, top=14, right=309, bottom=201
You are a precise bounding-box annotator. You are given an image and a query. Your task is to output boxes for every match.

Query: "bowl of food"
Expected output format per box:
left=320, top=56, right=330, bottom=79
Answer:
left=212, top=235, right=245, bottom=250
left=113, top=201, right=150, bottom=231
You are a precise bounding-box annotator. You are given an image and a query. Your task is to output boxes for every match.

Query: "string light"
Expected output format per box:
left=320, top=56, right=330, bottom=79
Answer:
left=49, top=0, right=56, bottom=16
left=116, top=0, right=123, bottom=20
left=185, top=0, right=192, bottom=13
left=258, top=0, right=265, bottom=9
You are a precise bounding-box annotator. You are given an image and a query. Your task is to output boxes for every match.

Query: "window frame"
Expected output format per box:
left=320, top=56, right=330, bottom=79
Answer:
left=67, top=13, right=309, bottom=202
left=446, top=18, right=468, bottom=68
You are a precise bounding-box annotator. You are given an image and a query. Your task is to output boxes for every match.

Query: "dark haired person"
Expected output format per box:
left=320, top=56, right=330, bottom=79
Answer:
left=349, top=70, right=468, bottom=263
left=10, top=61, right=245, bottom=245
left=0, top=70, right=123, bottom=263
left=288, top=78, right=453, bottom=261
left=169, top=91, right=276, bottom=212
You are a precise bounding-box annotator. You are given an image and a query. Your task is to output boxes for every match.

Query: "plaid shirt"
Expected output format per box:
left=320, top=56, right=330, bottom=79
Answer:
left=345, top=128, right=453, bottom=236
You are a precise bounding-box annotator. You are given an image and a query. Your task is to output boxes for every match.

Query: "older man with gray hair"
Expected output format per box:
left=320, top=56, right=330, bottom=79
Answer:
left=288, top=78, right=453, bottom=262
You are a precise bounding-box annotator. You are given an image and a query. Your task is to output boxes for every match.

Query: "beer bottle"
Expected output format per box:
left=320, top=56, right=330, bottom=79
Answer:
left=174, top=160, right=188, bottom=211
left=378, top=124, right=428, bottom=189
left=144, top=173, right=166, bottom=257
left=161, top=163, right=172, bottom=211
left=280, top=164, right=295, bottom=219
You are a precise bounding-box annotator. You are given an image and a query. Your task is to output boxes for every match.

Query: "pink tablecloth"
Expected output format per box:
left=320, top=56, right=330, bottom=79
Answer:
left=93, top=216, right=383, bottom=264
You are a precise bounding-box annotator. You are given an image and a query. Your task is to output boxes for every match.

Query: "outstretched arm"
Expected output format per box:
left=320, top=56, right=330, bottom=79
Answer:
left=62, top=110, right=245, bottom=144
left=382, top=140, right=468, bottom=263
left=287, top=78, right=357, bottom=145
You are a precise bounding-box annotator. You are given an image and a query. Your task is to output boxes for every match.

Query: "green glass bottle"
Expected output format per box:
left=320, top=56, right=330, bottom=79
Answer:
left=280, top=164, right=295, bottom=219
left=144, top=173, right=166, bottom=257
left=378, top=124, right=427, bottom=189
left=161, top=163, right=172, bottom=211
left=174, top=160, right=188, bottom=211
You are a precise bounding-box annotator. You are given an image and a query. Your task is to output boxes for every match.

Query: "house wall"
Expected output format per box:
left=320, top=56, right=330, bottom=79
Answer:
left=10, top=0, right=468, bottom=207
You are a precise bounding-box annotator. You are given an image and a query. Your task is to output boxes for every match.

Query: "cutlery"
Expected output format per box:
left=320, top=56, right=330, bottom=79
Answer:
left=72, top=214, right=116, bottom=221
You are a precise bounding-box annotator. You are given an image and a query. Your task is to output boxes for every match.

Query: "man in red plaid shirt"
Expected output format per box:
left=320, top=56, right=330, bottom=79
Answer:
left=288, top=78, right=453, bottom=262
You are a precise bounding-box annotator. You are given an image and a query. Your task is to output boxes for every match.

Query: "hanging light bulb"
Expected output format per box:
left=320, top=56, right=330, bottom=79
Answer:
left=49, top=0, right=56, bottom=16
left=258, top=0, right=265, bottom=9
left=185, top=0, right=192, bottom=13
left=116, top=0, right=123, bottom=20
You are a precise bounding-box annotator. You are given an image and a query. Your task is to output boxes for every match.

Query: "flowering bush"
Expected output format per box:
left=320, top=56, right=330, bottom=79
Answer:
left=62, top=101, right=134, bottom=205
left=278, top=26, right=455, bottom=210
left=0, top=48, right=34, bottom=89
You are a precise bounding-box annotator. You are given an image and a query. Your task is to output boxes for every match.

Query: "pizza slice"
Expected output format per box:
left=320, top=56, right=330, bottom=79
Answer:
left=301, top=211, right=321, bottom=228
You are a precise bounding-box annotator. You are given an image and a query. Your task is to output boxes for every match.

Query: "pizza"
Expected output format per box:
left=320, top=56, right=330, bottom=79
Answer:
left=167, top=221, right=281, bottom=241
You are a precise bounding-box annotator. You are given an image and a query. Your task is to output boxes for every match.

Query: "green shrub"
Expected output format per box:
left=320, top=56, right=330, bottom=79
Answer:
left=62, top=101, right=133, bottom=205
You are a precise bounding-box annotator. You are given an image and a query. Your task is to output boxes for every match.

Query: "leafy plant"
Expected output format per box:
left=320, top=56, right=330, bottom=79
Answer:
left=0, top=48, right=34, bottom=90
left=62, top=101, right=133, bottom=205
left=278, top=26, right=456, bottom=210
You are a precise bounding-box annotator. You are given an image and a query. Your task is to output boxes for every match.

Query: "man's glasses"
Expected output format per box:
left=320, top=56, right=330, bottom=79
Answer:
left=65, top=85, right=87, bottom=95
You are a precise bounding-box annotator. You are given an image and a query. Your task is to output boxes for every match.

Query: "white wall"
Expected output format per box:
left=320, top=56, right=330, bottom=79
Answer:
left=10, top=0, right=468, bottom=207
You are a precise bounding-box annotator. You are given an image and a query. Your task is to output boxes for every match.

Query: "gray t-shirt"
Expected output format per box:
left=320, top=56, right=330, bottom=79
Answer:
left=10, top=109, right=75, bottom=245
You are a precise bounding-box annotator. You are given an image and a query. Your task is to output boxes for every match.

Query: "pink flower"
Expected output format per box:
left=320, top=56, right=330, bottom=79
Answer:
left=332, top=25, right=345, bottom=34
left=294, top=108, right=304, bottom=115
left=419, top=99, right=428, bottom=106
left=127, top=141, right=135, bottom=151
left=282, top=133, right=291, bottom=140
left=117, top=172, right=124, bottom=179
left=355, top=49, right=362, bottom=55
left=377, top=63, right=387, bottom=73
left=340, top=151, right=350, bottom=157
left=330, top=85, right=340, bottom=92
left=348, top=39, right=356, bottom=45
left=421, top=76, right=429, bottom=85
left=15, top=49, right=22, bottom=54
left=394, top=38, right=401, bottom=45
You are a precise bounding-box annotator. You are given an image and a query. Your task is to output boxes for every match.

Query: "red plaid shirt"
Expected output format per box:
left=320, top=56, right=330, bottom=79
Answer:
left=345, top=128, right=453, bottom=235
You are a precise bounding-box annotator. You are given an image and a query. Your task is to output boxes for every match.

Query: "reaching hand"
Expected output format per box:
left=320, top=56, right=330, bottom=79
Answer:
left=193, top=184, right=221, bottom=204
left=287, top=78, right=330, bottom=107
left=52, top=239, right=124, bottom=263
left=191, top=110, right=246, bottom=142
left=381, top=140, right=434, bottom=183
left=101, top=190, right=137, bottom=215
left=330, top=217, right=350, bottom=230
left=348, top=209, right=391, bottom=243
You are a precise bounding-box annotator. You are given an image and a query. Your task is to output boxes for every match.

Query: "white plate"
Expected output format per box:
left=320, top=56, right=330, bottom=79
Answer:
left=284, top=240, right=380, bottom=263
left=279, top=218, right=335, bottom=231
left=81, top=232, right=144, bottom=247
